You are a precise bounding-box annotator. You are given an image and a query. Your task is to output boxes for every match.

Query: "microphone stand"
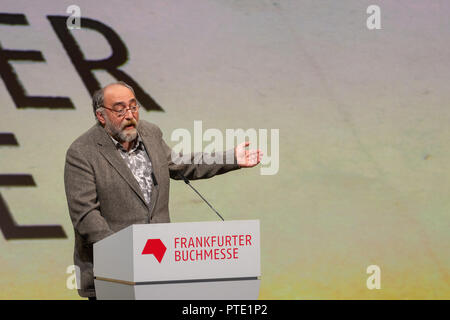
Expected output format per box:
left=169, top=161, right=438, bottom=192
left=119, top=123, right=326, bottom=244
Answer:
left=178, top=173, right=225, bottom=221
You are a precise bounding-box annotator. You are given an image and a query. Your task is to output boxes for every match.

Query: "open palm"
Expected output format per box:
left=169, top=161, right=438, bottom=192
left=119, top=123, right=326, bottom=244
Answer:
left=235, top=142, right=263, bottom=168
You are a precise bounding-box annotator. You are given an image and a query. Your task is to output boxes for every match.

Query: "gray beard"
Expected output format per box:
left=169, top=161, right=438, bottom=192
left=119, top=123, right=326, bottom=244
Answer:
left=104, top=114, right=138, bottom=143
left=118, top=129, right=137, bottom=142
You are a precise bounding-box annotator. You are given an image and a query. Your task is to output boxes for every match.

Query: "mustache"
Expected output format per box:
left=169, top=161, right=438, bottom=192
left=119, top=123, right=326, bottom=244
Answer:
left=121, top=119, right=137, bottom=130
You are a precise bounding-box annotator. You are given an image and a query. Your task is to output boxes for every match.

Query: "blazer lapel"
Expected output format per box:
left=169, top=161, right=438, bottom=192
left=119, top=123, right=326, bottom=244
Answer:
left=93, top=125, right=148, bottom=206
left=137, top=123, right=162, bottom=187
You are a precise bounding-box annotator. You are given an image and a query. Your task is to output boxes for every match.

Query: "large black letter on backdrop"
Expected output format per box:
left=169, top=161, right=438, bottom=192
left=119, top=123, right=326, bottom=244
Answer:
left=47, top=15, right=163, bottom=112
left=0, top=13, right=74, bottom=109
left=0, top=133, right=67, bottom=240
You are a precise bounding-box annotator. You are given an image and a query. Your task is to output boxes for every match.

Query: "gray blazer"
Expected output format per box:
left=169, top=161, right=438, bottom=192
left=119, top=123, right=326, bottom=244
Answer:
left=64, top=120, right=240, bottom=297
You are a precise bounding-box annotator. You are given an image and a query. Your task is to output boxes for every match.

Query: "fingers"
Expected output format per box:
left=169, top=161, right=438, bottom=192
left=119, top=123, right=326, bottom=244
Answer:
left=237, top=146, right=263, bottom=167
left=243, top=142, right=250, bottom=150
left=238, top=141, right=250, bottom=148
left=245, top=149, right=263, bottom=166
left=247, top=149, right=263, bottom=157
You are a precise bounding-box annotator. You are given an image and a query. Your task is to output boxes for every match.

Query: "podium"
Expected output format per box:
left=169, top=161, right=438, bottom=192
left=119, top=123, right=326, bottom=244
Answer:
left=93, top=220, right=261, bottom=300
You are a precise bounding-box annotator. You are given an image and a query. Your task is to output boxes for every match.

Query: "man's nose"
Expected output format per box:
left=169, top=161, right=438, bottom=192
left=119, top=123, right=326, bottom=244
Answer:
left=124, top=108, right=134, bottom=119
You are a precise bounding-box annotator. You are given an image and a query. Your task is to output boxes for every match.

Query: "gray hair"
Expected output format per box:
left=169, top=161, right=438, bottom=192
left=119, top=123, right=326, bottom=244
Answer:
left=92, top=81, right=136, bottom=121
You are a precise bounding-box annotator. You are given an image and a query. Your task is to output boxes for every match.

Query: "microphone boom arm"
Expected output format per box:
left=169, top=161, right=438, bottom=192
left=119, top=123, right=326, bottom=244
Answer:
left=178, top=173, right=225, bottom=221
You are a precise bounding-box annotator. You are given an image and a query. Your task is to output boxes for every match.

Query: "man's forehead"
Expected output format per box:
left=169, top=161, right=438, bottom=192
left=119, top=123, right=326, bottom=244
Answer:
left=103, top=84, right=135, bottom=103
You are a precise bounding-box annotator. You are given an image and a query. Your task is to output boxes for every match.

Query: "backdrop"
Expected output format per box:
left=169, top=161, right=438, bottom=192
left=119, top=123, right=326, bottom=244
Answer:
left=0, top=0, right=448, bottom=299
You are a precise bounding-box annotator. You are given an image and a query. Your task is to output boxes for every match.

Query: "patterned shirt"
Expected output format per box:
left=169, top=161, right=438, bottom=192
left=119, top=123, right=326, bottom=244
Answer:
left=110, top=134, right=153, bottom=205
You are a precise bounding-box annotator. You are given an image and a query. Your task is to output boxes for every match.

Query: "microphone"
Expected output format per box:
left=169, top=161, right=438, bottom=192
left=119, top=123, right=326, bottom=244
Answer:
left=178, top=173, right=225, bottom=221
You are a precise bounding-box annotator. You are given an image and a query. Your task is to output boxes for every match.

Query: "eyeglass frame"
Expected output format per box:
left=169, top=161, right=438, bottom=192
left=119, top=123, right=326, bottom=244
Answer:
left=100, top=102, right=140, bottom=118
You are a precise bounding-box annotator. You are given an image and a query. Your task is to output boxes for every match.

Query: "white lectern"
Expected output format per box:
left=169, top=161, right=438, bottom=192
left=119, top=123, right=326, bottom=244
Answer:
left=93, top=220, right=260, bottom=300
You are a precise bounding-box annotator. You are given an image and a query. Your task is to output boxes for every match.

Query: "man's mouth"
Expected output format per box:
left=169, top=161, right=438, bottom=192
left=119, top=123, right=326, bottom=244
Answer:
left=123, top=124, right=135, bottom=130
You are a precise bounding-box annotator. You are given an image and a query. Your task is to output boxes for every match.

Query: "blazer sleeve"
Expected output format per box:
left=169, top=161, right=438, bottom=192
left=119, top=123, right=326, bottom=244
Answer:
left=158, top=129, right=242, bottom=180
left=64, top=145, right=114, bottom=244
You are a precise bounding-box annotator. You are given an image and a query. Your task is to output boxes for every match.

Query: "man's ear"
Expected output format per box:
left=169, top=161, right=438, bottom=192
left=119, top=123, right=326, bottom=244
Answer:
left=96, top=110, right=106, bottom=126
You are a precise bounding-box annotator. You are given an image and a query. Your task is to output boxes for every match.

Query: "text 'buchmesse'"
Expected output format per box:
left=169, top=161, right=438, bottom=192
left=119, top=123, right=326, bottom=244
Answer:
left=174, top=234, right=253, bottom=262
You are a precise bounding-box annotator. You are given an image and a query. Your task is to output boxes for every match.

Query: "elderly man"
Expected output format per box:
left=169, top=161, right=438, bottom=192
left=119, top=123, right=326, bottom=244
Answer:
left=64, top=81, right=262, bottom=299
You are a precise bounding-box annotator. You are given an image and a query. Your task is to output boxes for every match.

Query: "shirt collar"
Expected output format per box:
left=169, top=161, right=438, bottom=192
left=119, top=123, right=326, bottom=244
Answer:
left=109, top=133, right=144, bottom=153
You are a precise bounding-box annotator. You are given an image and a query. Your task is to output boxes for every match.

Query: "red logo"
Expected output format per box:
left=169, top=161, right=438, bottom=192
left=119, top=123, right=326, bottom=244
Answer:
left=141, top=239, right=166, bottom=263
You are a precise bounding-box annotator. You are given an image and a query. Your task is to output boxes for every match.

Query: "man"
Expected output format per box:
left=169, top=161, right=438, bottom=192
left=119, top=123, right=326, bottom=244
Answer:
left=64, top=82, right=262, bottom=298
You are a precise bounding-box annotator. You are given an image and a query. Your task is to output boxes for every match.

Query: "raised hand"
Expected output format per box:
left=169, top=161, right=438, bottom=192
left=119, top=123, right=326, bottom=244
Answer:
left=235, top=142, right=263, bottom=168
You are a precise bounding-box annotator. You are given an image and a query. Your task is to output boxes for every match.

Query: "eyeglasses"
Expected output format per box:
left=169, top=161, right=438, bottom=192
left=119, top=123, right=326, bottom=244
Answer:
left=101, top=104, right=140, bottom=117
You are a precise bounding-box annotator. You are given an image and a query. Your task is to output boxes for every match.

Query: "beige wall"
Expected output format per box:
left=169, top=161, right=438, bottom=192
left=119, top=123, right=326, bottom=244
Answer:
left=0, top=0, right=448, bottom=299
